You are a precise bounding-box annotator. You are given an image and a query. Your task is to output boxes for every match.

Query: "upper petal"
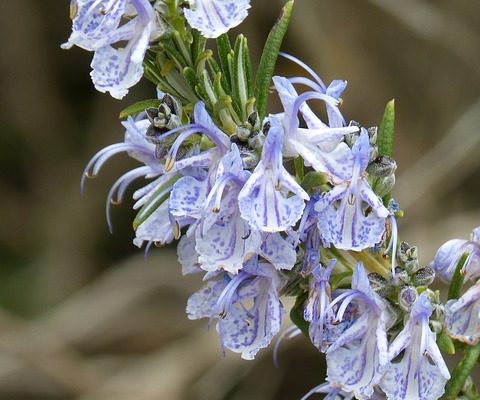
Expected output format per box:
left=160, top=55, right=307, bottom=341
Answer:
left=184, top=0, right=251, bottom=38
left=444, top=282, right=480, bottom=345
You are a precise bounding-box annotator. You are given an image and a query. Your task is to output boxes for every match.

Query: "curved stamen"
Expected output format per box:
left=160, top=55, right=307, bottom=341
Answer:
left=205, top=172, right=240, bottom=213
left=288, top=76, right=325, bottom=93
left=216, top=271, right=251, bottom=317
left=335, top=292, right=360, bottom=322
left=290, top=92, right=342, bottom=136
left=164, top=128, right=200, bottom=171
left=135, top=185, right=173, bottom=223
left=81, top=143, right=147, bottom=193
left=150, top=123, right=197, bottom=142
left=386, top=215, right=398, bottom=277
left=273, top=325, right=301, bottom=367
left=106, top=166, right=151, bottom=233
left=279, top=52, right=327, bottom=91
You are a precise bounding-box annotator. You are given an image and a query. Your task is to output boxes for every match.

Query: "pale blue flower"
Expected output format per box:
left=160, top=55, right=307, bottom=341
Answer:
left=314, top=129, right=389, bottom=251
left=190, top=145, right=261, bottom=273
left=325, top=263, right=390, bottom=400
left=304, top=259, right=336, bottom=351
left=272, top=75, right=358, bottom=173
left=444, top=281, right=480, bottom=345
left=186, top=257, right=283, bottom=360
left=301, top=382, right=354, bottom=400
left=238, top=115, right=309, bottom=232
left=63, top=0, right=156, bottom=98
left=380, top=292, right=450, bottom=400
left=431, top=226, right=480, bottom=282
left=184, top=0, right=251, bottom=38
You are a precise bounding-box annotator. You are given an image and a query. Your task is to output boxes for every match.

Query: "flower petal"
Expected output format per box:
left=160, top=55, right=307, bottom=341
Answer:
left=178, top=234, right=202, bottom=275
left=218, top=277, right=283, bottom=360
left=316, top=191, right=386, bottom=251
left=260, top=233, right=297, bottom=270
left=184, top=0, right=251, bottom=38
left=133, top=199, right=174, bottom=247
left=326, top=321, right=385, bottom=400
left=196, top=212, right=261, bottom=274
left=444, top=283, right=480, bottom=345
left=187, top=279, right=228, bottom=320
left=380, top=349, right=448, bottom=400
left=90, top=43, right=144, bottom=99
left=169, top=175, right=208, bottom=219
left=238, top=169, right=306, bottom=232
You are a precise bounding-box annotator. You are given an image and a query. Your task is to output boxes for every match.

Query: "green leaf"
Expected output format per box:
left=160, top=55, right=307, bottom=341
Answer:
left=294, top=157, right=304, bottom=181
left=191, top=29, right=207, bottom=64
left=183, top=67, right=199, bottom=93
left=290, top=291, right=309, bottom=338
left=448, top=252, right=469, bottom=300
left=119, top=99, right=161, bottom=119
left=442, top=343, right=480, bottom=400
left=330, top=271, right=352, bottom=290
left=437, top=331, right=456, bottom=355
left=133, top=175, right=181, bottom=230
left=255, top=0, right=294, bottom=120
left=377, top=99, right=395, bottom=157
left=216, top=33, right=233, bottom=93
left=232, top=35, right=248, bottom=120
left=301, top=171, right=328, bottom=192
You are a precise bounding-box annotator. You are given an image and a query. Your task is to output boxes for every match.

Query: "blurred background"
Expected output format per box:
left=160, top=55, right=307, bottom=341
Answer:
left=1, top=0, right=480, bottom=399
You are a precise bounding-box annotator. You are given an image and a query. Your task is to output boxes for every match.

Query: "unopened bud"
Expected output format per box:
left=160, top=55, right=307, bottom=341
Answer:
left=368, top=272, right=390, bottom=296
left=411, top=266, right=435, bottom=287
left=399, top=286, right=417, bottom=311
left=399, top=242, right=412, bottom=263
left=368, top=126, right=378, bottom=144
left=240, top=148, right=260, bottom=170
left=367, top=156, right=397, bottom=178
left=248, top=131, right=265, bottom=150
left=236, top=126, right=251, bottom=141
left=404, top=258, right=420, bottom=274
left=373, top=175, right=395, bottom=198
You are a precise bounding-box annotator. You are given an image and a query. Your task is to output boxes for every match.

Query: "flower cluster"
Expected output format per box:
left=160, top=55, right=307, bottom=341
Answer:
left=68, top=1, right=480, bottom=399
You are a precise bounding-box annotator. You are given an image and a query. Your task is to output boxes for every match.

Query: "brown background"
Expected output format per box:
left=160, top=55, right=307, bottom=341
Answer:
left=0, top=0, right=479, bottom=399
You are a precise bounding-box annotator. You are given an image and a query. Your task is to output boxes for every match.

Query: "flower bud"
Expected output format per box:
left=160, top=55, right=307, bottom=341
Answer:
left=367, top=156, right=397, bottom=178
left=236, top=126, right=251, bottom=141
left=368, top=126, right=378, bottom=144
left=248, top=131, right=265, bottom=150
left=368, top=272, right=390, bottom=296
left=372, top=175, right=395, bottom=198
left=399, top=286, right=417, bottom=311
left=411, top=266, right=435, bottom=287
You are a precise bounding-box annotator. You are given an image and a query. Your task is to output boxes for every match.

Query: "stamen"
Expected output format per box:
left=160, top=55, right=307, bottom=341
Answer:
left=164, top=156, right=175, bottom=172
left=216, top=272, right=250, bottom=317
left=173, top=220, right=181, bottom=240
left=70, top=1, right=78, bottom=19
left=279, top=52, right=327, bottom=91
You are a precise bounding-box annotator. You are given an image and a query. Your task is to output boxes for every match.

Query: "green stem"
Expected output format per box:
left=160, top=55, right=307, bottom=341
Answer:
left=442, top=343, right=480, bottom=399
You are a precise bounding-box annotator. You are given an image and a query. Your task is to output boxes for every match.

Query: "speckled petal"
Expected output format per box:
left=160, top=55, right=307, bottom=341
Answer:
left=90, top=43, right=144, bottom=99
left=178, top=234, right=202, bottom=275
left=316, top=189, right=386, bottom=251
left=326, top=320, right=385, bottom=400
left=218, top=277, right=283, bottom=360
left=260, top=233, right=297, bottom=270
left=196, top=212, right=261, bottom=274
left=187, top=279, right=228, bottom=320
left=380, top=348, right=448, bottom=400
left=444, top=283, right=480, bottom=345
left=238, top=169, right=306, bottom=232
left=169, top=176, right=208, bottom=219
left=133, top=199, right=174, bottom=247
left=184, top=0, right=251, bottom=38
